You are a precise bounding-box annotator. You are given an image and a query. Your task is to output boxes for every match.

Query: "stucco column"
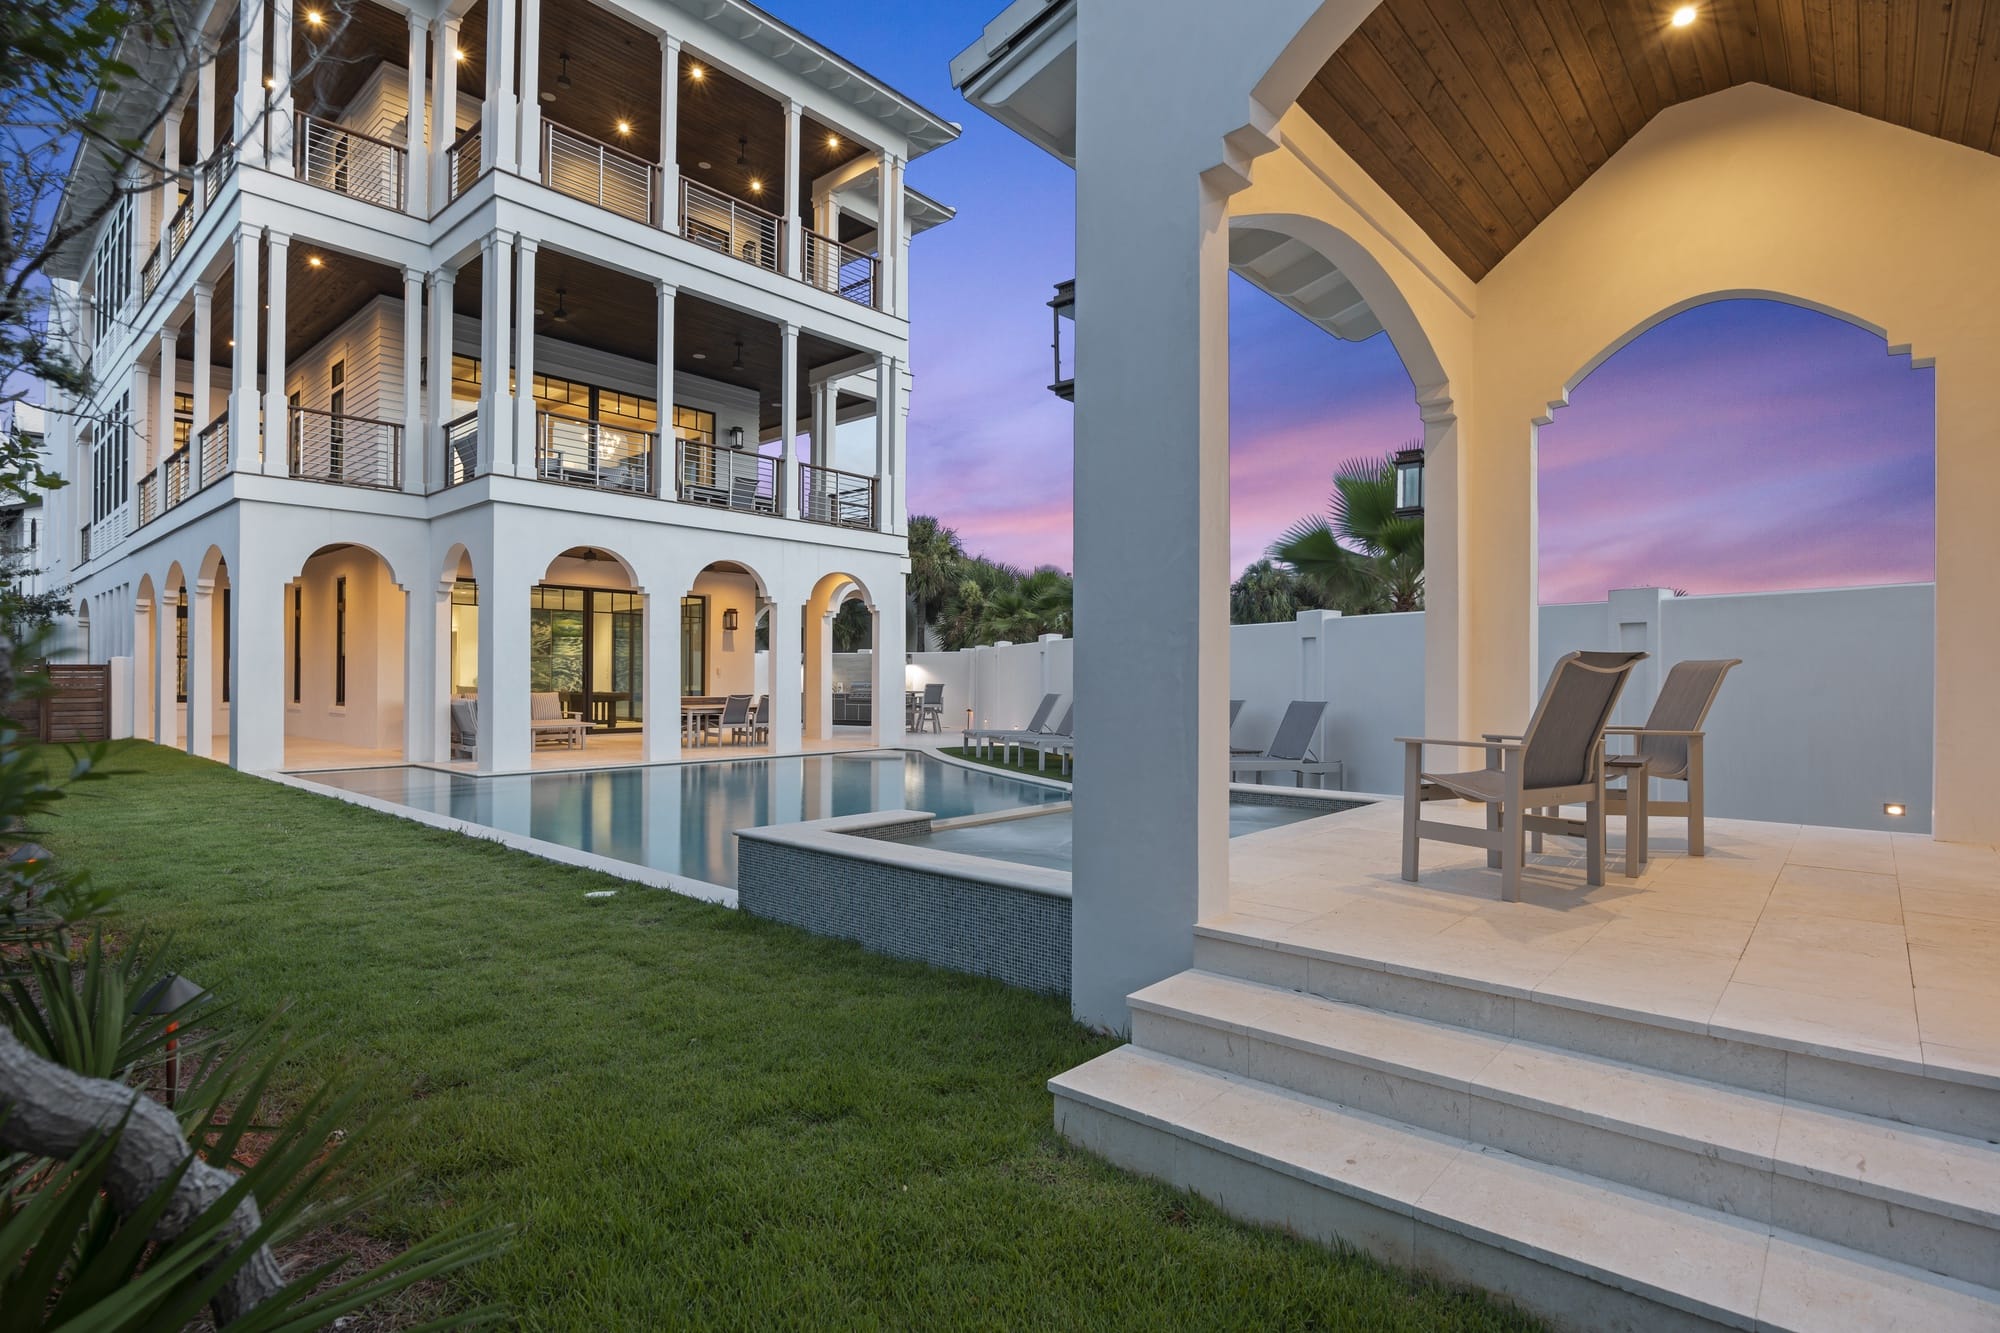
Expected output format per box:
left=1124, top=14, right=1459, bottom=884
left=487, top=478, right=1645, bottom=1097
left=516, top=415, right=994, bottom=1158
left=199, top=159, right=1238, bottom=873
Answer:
left=654, top=281, right=675, bottom=495
left=511, top=238, right=537, bottom=477
left=805, top=601, right=832, bottom=740
left=872, top=352, right=891, bottom=531
left=482, top=0, right=518, bottom=173
left=402, top=267, right=425, bottom=492
left=405, top=579, right=447, bottom=763
left=234, top=0, right=266, bottom=168
left=778, top=321, right=799, bottom=518
left=128, top=361, right=150, bottom=504
left=430, top=15, right=461, bottom=205
left=186, top=579, right=214, bottom=759
left=229, top=571, right=285, bottom=771
left=809, top=378, right=830, bottom=467
left=155, top=584, right=180, bottom=748
left=871, top=594, right=906, bottom=747
left=190, top=282, right=213, bottom=476
left=476, top=232, right=513, bottom=477
left=658, top=35, right=681, bottom=217
left=1933, top=356, right=2000, bottom=841
left=888, top=155, right=908, bottom=317
left=1417, top=385, right=1466, bottom=745
left=1458, top=392, right=1538, bottom=740
left=159, top=111, right=182, bottom=246
left=228, top=226, right=261, bottom=473
left=194, top=58, right=215, bottom=217
left=155, top=330, right=176, bottom=483
left=782, top=100, right=802, bottom=280
left=404, top=15, right=428, bottom=213
left=427, top=267, right=456, bottom=487
left=267, top=0, right=294, bottom=174
left=477, top=542, right=532, bottom=772
left=642, top=585, right=681, bottom=763
left=875, top=151, right=895, bottom=311
left=261, top=231, right=289, bottom=475
left=133, top=598, right=155, bottom=740
left=765, top=595, right=802, bottom=754
left=517, top=0, right=542, bottom=180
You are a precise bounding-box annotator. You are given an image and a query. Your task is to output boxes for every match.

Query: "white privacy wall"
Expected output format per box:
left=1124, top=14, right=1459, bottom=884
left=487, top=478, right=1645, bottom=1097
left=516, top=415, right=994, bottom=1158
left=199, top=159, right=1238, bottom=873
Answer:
left=912, top=584, right=1935, bottom=833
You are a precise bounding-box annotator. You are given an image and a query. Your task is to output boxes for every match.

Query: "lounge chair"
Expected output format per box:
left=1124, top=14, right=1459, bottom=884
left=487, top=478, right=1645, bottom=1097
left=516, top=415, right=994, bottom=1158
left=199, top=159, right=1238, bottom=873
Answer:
left=1602, top=658, right=1741, bottom=856
left=450, top=698, right=478, bottom=760
left=1229, top=700, right=1341, bottom=789
left=718, top=693, right=754, bottom=745
left=530, top=691, right=586, bottom=749
left=1020, top=706, right=1075, bottom=773
left=964, top=693, right=1060, bottom=757
left=1398, top=650, right=1646, bottom=902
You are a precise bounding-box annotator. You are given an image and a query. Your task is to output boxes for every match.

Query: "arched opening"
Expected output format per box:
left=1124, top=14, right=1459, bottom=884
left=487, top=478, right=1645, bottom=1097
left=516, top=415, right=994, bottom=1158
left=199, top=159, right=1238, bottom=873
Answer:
left=680, top=559, right=770, bottom=749
left=804, top=572, right=889, bottom=745
left=1535, top=295, right=1934, bottom=834
left=282, top=543, right=407, bottom=767
left=525, top=545, right=646, bottom=762
left=132, top=577, right=156, bottom=742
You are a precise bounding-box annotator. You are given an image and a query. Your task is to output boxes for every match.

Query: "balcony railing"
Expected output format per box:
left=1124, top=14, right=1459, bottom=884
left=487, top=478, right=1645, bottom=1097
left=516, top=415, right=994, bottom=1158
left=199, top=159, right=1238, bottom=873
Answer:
left=680, top=178, right=781, bottom=274
left=447, top=126, right=482, bottom=201
left=443, top=411, right=479, bottom=487
left=799, top=462, right=878, bottom=530
left=78, top=524, right=89, bottom=566
left=198, top=413, right=229, bottom=488
left=137, top=470, right=159, bottom=526
left=296, top=114, right=407, bottom=212
left=289, top=406, right=402, bottom=489
left=542, top=121, right=658, bottom=226
left=162, top=448, right=191, bottom=509
left=535, top=413, right=655, bottom=495
left=202, top=150, right=235, bottom=206
left=802, top=230, right=877, bottom=309
left=675, top=439, right=779, bottom=514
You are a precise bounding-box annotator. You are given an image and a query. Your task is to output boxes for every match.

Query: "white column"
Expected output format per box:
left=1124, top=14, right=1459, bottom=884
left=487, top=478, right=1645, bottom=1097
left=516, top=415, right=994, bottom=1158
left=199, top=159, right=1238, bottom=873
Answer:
left=194, top=58, right=215, bottom=217
left=129, top=361, right=150, bottom=505
left=228, top=226, right=261, bottom=472
left=483, top=0, right=518, bottom=173
left=809, top=378, right=831, bottom=467
left=782, top=101, right=802, bottom=279
left=268, top=0, right=294, bottom=174
left=404, top=15, right=428, bottom=213
left=190, top=282, right=213, bottom=469
left=186, top=579, right=214, bottom=759
left=872, top=352, right=892, bottom=532
left=765, top=595, right=802, bottom=754
left=430, top=16, right=461, bottom=206
left=155, top=583, right=180, bottom=747
left=402, top=267, right=425, bottom=493
left=778, top=322, right=799, bottom=518
left=477, top=542, right=532, bottom=772
left=261, top=231, right=289, bottom=475
left=875, top=150, right=894, bottom=310
left=659, top=35, right=682, bottom=213
left=517, top=0, right=542, bottom=181
left=229, top=573, right=285, bottom=771
left=405, top=580, right=446, bottom=762
left=642, top=585, right=681, bottom=763
left=159, top=111, right=182, bottom=247
left=654, top=281, right=675, bottom=493
left=511, top=238, right=537, bottom=477
left=427, top=267, right=456, bottom=488
left=476, top=232, right=513, bottom=477
left=805, top=602, right=832, bottom=740
left=871, top=594, right=907, bottom=747
left=234, top=0, right=266, bottom=167
left=155, top=330, right=176, bottom=482
left=888, top=155, right=908, bottom=317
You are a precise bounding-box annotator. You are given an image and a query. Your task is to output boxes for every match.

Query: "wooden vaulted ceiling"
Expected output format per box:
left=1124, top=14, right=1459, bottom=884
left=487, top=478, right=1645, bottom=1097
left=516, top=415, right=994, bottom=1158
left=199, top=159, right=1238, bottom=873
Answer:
left=1303, top=0, right=2000, bottom=280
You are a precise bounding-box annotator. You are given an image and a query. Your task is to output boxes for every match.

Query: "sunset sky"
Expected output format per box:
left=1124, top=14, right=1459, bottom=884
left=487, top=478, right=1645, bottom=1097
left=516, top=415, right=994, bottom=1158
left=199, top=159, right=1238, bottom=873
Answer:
left=776, top=0, right=1936, bottom=603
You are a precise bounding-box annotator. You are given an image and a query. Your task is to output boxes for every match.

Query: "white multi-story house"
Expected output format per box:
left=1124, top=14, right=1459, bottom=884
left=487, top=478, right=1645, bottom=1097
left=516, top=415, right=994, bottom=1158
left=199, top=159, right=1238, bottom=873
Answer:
left=43, top=0, right=955, bottom=772
left=2, top=404, right=54, bottom=606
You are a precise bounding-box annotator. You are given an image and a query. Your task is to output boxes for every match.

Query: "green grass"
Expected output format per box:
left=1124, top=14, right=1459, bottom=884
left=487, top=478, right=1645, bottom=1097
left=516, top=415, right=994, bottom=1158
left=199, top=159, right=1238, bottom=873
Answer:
left=941, top=744, right=1075, bottom=784
left=36, top=741, right=1539, bottom=1332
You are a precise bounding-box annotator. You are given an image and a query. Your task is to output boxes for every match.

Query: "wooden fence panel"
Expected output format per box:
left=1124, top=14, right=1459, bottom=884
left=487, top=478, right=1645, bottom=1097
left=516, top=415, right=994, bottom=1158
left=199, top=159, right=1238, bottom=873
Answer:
left=36, top=663, right=111, bottom=742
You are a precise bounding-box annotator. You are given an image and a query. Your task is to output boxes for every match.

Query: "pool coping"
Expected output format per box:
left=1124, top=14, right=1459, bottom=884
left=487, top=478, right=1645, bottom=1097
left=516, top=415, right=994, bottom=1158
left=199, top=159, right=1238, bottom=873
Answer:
left=738, top=809, right=1077, bottom=899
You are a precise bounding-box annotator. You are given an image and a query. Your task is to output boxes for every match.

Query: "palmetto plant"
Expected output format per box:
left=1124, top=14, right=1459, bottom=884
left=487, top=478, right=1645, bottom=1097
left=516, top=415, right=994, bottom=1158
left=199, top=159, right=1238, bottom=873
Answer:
left=1269, top=446, right=1425, bottom=614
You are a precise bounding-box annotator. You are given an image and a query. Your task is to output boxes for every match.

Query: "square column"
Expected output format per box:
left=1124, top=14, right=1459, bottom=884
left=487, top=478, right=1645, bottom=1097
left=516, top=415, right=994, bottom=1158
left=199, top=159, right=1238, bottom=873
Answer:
left=194, top=58, right=215, bottom=217
left=155, top=585, right=180, bottom=747
left=658, top=36, right=682, bottom=215
left=234, top=0, right=266, bottom=167
left=128, top=361, right=149, bottom=506
left=427, top=267, right=457, bottom=488
left=477, top=545, right=532, bottom=772
left=159, top=111, right=181, bottom=247
left=482, top=0, right=519, bottom=173
left=402, top=267, right=425, bottom=493
left=511, top=238, right=537, bottom=477
left=764, top=595, right=802, bottom=754
left=805, top=603, right=832, bottom=740
left=642, top=586, right=681, bottom=763
left=778, top=321, right=798, bottom=518
left=809, top=379, right=831, bottom=467
left=430, top=15, right=462, bottom=205
left=268, top=0, right=294, bottom=173
left=476, top=232, right=513, bottom=477
left=229, top=573, right=285, bottom=771
left=261, top=231, right=289, bottom=475
left=782, top=101, right=801, bottom=279
left=875, top=152, right=898, bottom=313
left=155, top=329, right=176, bottom=478
left=517, top=0, right=542, bottom=180
left=405, top=580, right=448, bottom=763
left=228, top=227, right=260, bottom=472
left=404, top=15, right=429, bottom=213
left=871, top=594, right=907, bottom=746
left=888, top=155, right=908, bottom=316
left=190, top=282, right=213, bottom=474
left=872, top=353, right=894, bottom=532
left=186, top=580, right=214, bottom=759
left=654, top=281, right=675, bottom=494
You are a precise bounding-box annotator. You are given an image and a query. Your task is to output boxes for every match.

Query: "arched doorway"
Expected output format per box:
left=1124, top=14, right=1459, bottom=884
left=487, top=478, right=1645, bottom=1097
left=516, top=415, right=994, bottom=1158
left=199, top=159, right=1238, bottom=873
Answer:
left=678, top=559, right=772, bottom=749
left=804, top=572, right=888, bottom=745
left=529, top=546, right=646, bottom=761
left=282, top=544, right=408, bottom=767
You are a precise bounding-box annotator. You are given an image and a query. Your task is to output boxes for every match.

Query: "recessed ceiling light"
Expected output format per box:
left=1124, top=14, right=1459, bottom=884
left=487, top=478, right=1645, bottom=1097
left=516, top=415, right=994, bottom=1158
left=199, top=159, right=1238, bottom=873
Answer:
left=697, top=160, right=711, bottom=170
left=454, top=46, right=467, bottom=61
left=826, top=134, right=839, bottom=149
left=689, top=64, right=704, bottom=81
left=1670, top=5, right=1697, bottom=27
left=748, top=178, right=762, bottom=193
left=692, top=351, right=706, bottom=360
left=305, top=8, right=324, bottom=24
left=616, top=119, right=631, bottom=135
left=306, top=254, right=323, bottom=267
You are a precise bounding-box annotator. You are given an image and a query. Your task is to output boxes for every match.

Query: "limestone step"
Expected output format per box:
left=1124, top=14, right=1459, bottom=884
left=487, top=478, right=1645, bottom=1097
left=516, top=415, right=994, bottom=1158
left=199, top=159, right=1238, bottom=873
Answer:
left=1053, top=1045, right=2000, bottom=1333
left=1194, top=923, right=2000, bottom=1141
left=1130, top=969, right=2000, bottom=1288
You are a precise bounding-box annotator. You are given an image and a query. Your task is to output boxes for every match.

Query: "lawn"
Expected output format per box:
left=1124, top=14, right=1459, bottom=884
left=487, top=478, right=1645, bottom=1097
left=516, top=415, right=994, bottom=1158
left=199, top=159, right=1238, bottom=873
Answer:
left=36, top=741, right=1538, bottom=1331
left=941, top=743, right=1074, bottom=784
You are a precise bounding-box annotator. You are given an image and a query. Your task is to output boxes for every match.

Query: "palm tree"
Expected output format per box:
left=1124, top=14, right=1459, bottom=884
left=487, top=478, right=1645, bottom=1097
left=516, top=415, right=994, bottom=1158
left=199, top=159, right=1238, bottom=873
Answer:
left=1230, top=558, right=1313, bottom=624
left=1269, top=445, right=1425, bottom=614
left=1020, top=567, right=1074, bottom=637
left=905, top=514, right=964, bottom=649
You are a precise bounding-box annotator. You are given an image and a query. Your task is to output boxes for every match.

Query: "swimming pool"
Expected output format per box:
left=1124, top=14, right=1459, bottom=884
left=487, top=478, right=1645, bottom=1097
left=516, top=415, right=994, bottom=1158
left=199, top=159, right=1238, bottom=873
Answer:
left=900, top=801, right=1342, bottom=871
left=305, top=751, right=1067, bottom=888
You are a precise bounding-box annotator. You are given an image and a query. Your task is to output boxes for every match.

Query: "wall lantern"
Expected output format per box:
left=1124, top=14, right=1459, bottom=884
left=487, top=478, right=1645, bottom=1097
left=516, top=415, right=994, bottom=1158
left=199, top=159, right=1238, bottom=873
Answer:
left=132, top=971, right=209, bottom=1107
left=727, top=424, right=745, bottom=450
left=722, top=608, right=739, bottom=632
left=1392, top=445, right=1425, bottom=518
left=1047, top=278, right=1076, bottom=401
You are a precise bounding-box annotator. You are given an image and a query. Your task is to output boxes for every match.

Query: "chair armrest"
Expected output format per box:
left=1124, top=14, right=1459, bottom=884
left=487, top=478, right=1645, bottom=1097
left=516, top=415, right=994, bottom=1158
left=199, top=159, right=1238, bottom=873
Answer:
left=1480, top=732, right=1523, bottom=742
left=1604, top=727, right=1706, bottom=737
left=1396, top=736, right=1523, bottom=751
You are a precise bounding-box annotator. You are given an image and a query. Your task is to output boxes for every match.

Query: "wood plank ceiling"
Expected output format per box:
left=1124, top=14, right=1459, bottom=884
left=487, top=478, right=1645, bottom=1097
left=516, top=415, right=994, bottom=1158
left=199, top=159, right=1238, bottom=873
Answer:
left=1302, top=0, right=2000, bottom=279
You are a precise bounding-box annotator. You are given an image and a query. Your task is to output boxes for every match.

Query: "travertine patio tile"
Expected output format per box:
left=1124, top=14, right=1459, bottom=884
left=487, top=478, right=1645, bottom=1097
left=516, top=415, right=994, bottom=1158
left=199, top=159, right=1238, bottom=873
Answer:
left=1729, top=944, right=1912, bottom=1002
left=1583, top=910, right=1757, bottom=960
left=1898, top=884, right=2000, bottom=925
left=1907, top=945, right=2000, bottom=999
left=1709, top=981, right=1921, bottom=1063
left=1913, top=986, right=2000, bottom=1052
left=1533, top=941, right=1738, bottom=1026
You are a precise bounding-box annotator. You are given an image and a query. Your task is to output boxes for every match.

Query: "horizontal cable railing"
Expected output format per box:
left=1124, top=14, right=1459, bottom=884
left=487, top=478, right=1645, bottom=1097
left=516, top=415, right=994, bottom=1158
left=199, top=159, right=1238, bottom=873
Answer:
left=679, top=178, right=782, bottom=274
left=140, top=245, right=162, bottom=301
left=799, top=462, right=878, bottom=530
left=675, top=439, right=779, bottom=514
left=137, top=470, right=159, bottom=526
left=443, top=411, right=479, bottom=487
left=78, top=524, right=89, bottom=565
left=198, top=413, right=229, bottom=488
left=535, top=413, right=656, bottom=496
left=202, top=150, right=235, bottom=206
left=162, top=449, right=191, bottom=509
left=289, top=406, right=402, bottom=490
left=542, top=120, right=657, bottom=226
left=447, top=126, right=482, bottom=201
left=802, top=230, right=877, bottom=309
left=296, top=114, right=407, bottom=212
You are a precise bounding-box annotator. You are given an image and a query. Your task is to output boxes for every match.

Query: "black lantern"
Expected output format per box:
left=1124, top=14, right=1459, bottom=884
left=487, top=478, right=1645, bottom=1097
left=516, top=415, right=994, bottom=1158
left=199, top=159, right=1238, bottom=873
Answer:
left=722, top=608, right=739, bottom=632
left=1047, top=278, right=1075, bottom=401
left=1392, top=444, right=1425, bottom=518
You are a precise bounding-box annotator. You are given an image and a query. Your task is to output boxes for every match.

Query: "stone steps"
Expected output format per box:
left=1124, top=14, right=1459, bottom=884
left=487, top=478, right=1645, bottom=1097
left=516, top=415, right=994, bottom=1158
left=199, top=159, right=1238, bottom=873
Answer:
left=1054, top=1044, right=2000, bottom=1333
left=1130, top=969, right=2000, bottom=1289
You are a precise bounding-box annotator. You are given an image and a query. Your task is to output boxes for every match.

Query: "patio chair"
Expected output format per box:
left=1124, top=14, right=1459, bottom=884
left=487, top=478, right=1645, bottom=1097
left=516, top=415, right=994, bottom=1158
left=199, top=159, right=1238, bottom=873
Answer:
left=1021, top=706, right=1076, bottom=772
left=450, top=698, right=478, bottom=760
left=919, top=682, right=946, bottom=733
left=530, top=691, right=586, bottom=749
left=719, top=693, right=754, bottom=745
left=1229, top=700, right=1341, bottom=788
left=964, top=693, right=1061, bottom=757
left=1603, top=658, right=1742, bottom=856
left=746, top=694, right=770, bottom=745
left=1398, top=650, right=1646, bottom=902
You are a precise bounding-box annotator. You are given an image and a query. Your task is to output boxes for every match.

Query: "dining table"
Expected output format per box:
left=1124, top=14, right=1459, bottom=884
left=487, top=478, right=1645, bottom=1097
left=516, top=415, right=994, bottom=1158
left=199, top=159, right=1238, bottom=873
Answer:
left=680, top=697, right=728, bottom=745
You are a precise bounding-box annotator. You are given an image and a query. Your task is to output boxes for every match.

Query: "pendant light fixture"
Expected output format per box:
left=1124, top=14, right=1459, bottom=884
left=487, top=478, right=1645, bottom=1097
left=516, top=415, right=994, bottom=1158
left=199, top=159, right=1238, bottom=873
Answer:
left=557, top=51, right=572, bottom=89
left=731, top=336, right=745, bottom=371
left=737, top=135, right=749, bottom=166
left=551, top=286, right=570, bottom=323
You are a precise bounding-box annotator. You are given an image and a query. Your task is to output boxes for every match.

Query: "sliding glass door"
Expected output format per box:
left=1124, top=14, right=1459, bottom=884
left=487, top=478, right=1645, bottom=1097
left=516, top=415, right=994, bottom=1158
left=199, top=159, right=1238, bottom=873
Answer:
left=531, top=585, right=645, bottom=729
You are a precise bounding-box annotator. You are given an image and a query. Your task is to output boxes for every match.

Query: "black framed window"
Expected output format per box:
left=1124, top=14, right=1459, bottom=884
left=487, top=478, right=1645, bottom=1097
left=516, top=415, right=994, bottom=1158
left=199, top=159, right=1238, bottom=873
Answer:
left=329, top=360, right=346, bottom=477
left=221, top=588, right=231, bottom=703
left=334, top=576, right=347, bottom=706
left=680, top=596, right=706, bottom=696
left=292, top=585, right=302, bottom=703
left=174, top=588, right=187, bottom=702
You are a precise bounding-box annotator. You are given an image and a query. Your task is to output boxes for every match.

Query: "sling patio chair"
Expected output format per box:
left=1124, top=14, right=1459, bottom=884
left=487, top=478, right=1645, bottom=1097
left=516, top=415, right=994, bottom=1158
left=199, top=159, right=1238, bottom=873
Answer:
left=1398, top=650, right=1646, bottom=902
left=1021, top=705, right=1076, bottom=774
left=718, top=693, right=755, bottom=745
left=450, top=698, right=478, bottom=760
left=1603, top=657, right=1742, bottom=857
left=964, top=693, right=1061, bottom=757
left=1229, top=700, right=1342, bottom=789
left=739, top=694, right=771, bottom=746
left=918, top=682, right=947, bottom=733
